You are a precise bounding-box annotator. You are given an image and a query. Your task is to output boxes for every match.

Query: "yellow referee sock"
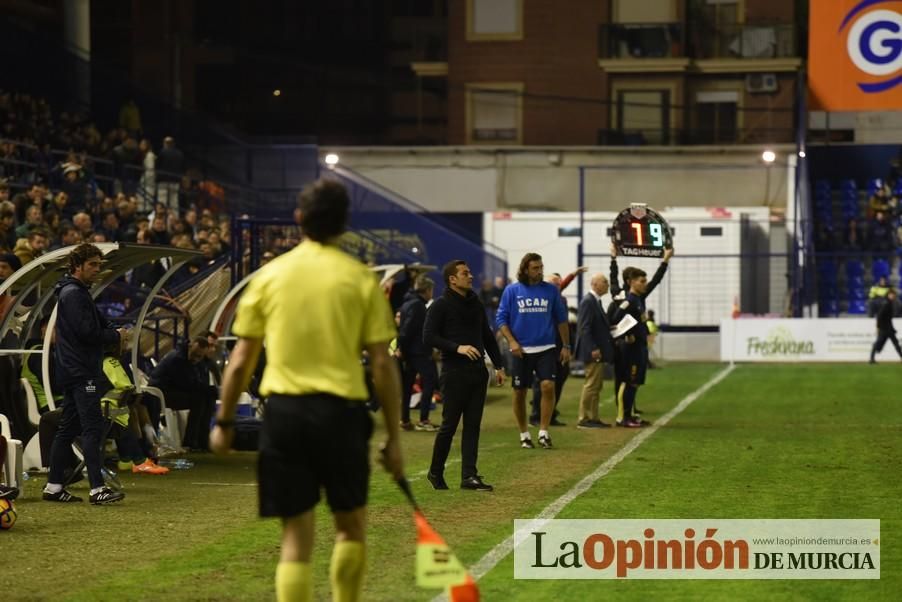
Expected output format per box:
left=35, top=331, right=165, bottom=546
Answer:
left=275, top=561, right=312, bottom=602
left=616, top=382, right=626, bottom=423
left=330, top=541, right=366, bottom=602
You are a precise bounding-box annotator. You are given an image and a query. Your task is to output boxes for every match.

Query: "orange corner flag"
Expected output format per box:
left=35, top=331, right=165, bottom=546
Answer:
left=414, top=510, right=478, bottom=599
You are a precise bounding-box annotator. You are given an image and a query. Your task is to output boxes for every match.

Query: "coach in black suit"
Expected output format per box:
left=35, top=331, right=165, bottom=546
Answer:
left=574, top=273, right=613, bottom=428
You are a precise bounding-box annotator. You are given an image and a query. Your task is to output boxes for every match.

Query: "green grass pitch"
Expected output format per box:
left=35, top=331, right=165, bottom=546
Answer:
left=2, top=362, right=899, bottom=601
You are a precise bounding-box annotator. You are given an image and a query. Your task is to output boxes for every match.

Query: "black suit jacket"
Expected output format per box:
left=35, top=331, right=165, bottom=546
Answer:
left=575, top=293, right=614, bottom=364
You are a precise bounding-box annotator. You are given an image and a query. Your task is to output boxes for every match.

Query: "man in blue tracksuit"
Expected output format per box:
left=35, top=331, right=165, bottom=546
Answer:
left=497, top=252, right=570, bottom=449
left=44, top=243, right=127, bottom=505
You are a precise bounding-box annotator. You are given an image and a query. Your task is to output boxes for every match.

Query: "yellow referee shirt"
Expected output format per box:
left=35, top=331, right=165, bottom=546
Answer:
left=232, top=239, right=396, bottom=400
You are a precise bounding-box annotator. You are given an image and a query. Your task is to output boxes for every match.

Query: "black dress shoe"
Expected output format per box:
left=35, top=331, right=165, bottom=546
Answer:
left=550, top=418, right=567, bottom=426
left=460, top=475, right=493, bottom=491
left=427, top=472, right=448, bottom=490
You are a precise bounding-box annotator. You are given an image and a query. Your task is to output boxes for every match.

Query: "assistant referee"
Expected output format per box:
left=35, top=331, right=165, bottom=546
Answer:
left=211, top=179, right=403, bottom=602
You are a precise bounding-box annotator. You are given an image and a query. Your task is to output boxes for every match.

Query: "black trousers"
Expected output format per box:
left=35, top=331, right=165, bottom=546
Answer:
left=429, top=363, right=488, bottom=480
left=401, top=355, right=437, bottom=423
left=871, top=329, right=902, bottom=361
left=163, top=386, right=217, bottom=450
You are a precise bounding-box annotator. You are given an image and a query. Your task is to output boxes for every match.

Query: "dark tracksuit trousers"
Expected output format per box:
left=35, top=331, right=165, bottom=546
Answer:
left=401, top=355, right=436, bottom=424
left=48, top=381, right=106, bottom=489
left=164, top=386, right=217, bottom=450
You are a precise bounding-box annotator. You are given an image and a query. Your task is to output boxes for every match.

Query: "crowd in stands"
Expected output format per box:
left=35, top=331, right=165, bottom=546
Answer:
left=813, top=175, right=902, bottom=316
left=0, top=90, right=242, bottom=303
left=814, top=181, right=902, bottom=255
left=0, top=90, right=290, bottom=498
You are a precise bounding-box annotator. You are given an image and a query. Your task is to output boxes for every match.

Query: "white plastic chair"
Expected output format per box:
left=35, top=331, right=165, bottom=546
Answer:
left=20, top=378, right=42, bottom=427
left=19, top=379, right=46, bottom=471
left=0, top=413, right=23, bottom=489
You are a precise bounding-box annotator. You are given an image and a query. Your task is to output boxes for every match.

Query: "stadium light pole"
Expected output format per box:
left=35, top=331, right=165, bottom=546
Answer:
left=762, top=150, right=776, bottom=206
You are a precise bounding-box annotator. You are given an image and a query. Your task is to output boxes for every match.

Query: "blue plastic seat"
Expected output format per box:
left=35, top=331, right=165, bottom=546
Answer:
left=848, top=277, right=865, bottom=291
left=845, top=260, right=864, bottom=276
left=848, top=299, right=868, bottom=314
left=848, top=287, right=867, bottom=301
left=872, top=259, right=890, bottom=279
left=867, top=179, right=883, bottom=196
left=819, top=301, right=839, bottom=317
left=817, top=264, right=838, bottom=282
left=840, top=179, right=858, bottom=192
left=818, top=269, right=837, bottom=282
left=841, top=207, right=859, bottom=220
left=819, top=283, right=838, bottom=297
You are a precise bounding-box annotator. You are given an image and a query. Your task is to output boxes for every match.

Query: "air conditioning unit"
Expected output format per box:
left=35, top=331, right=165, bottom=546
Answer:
left=746, top=73, right=778, bottom=94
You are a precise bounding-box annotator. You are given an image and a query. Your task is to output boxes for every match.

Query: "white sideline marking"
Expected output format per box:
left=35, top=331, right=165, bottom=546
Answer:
left=431, top=364, right=736, bottom=601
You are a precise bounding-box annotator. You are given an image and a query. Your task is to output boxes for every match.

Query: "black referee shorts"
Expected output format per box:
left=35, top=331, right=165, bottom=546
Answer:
left=615, top=343, right=647, bottom=386
left=258, top=393, right=373, bottom=518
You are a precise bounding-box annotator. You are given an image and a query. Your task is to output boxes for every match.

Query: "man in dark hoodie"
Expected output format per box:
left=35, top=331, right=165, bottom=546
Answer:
left=424, top=260, right=505, bottom=492
left=44, top=243, right=127, bottom=504
left=397, top=275, right=437, bottom=431
left=149, top=336, right=217, bottom=450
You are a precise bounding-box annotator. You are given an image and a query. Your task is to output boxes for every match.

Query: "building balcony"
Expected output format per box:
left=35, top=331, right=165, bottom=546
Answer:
left=691, top=22, right=801, bottom=73
left=598, top=21, right=801, bottom=74
left=693, top=23, right=798, bottom=60
left=398, top=21, right=448, bottom=77
left=599, top=22, right=685, bottom=59
left=598, top=126, right=795, bottom=146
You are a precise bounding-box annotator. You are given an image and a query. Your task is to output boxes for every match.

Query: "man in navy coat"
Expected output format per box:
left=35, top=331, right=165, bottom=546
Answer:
left=574, top=273, right=613, bottom=428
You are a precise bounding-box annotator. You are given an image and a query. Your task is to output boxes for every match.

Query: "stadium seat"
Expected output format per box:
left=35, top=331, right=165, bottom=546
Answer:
left=840, top=201, right=860, bottom=220
left=849, top=287, right=867, bottom=301
left=815, top=198, right=832, bottom=210
left=819, top=286, right=838, bottom=299
left=818, top=299, right=839, bottom=316
left=818, top=279, right=837, bottom=291
left=840, top=179, right=857, bottom=192
left=0, top=413, right=23, bottom=490
left=814, top=205, right=833, bottom=221
left=867, top=179, right=882, bottom=196
left=848, top=299, right=868, bottom=314
left=845, top=260, right=865, bottom=277
left=872, top=259, right=890, bottom=279
left=847, top=276, right=865, bottom=290
left=19, top=379, right=46, bottom=471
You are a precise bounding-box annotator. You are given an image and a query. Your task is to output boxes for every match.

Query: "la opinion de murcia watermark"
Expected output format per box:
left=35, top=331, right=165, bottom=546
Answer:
left=513, top=520, right=879, bottom=580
